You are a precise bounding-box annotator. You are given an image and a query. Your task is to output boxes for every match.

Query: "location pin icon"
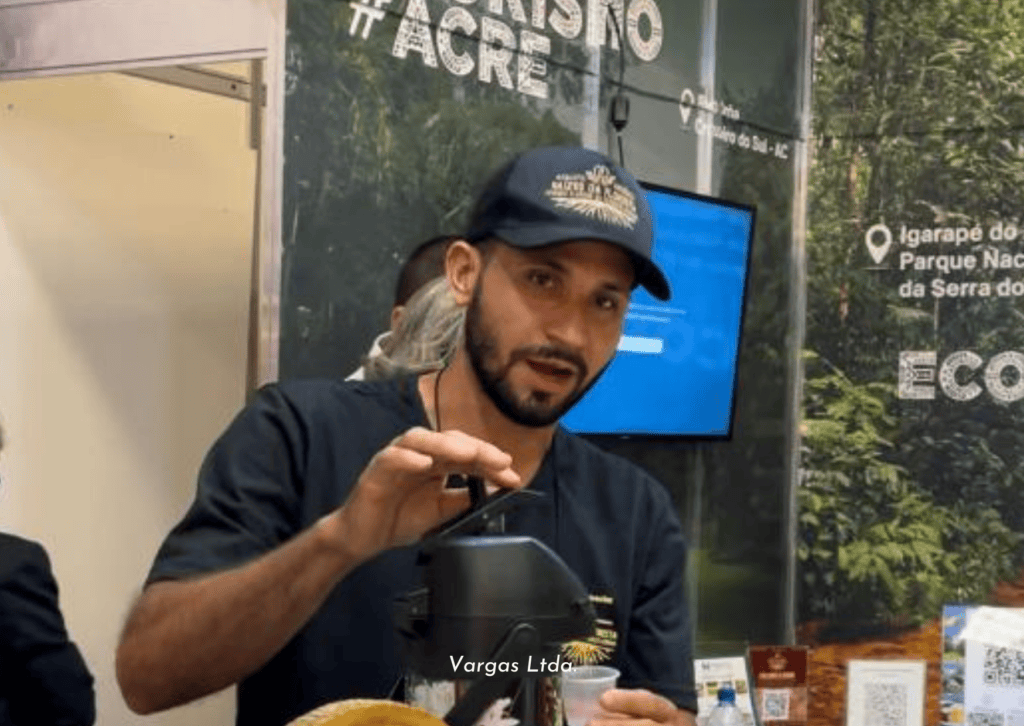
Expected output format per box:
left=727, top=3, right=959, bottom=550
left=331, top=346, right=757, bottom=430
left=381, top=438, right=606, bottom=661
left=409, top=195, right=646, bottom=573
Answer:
left=679, top=88, right=695, bottom=125
left=864, top=223, right=893, bottom=264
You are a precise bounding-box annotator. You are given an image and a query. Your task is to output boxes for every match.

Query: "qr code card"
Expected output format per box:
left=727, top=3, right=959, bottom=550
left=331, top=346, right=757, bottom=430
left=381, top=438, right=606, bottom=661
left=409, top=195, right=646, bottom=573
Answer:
left=965, top=638, right=1024, bottom=723
left=846, top=659, right=926, bottom=726
left=759, top=689, right=790, bottom=721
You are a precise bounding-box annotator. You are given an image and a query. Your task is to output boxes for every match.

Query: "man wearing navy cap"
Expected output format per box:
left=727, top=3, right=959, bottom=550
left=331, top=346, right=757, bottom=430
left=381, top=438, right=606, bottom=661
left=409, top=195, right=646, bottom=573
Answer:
left=117, top=147, right=697, bottom=726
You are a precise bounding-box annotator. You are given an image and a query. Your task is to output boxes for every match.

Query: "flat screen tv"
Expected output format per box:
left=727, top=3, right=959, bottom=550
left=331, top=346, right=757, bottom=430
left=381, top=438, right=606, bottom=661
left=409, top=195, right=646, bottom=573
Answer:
left=560, top=182, right=756, bottom=439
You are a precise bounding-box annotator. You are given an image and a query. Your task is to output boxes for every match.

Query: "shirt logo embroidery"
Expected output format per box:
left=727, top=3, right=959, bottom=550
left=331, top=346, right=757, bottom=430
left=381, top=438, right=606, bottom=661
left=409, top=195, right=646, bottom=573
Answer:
left=561, top=591, right=618, bottom=665
left=544, top=165, right=639, bottom=229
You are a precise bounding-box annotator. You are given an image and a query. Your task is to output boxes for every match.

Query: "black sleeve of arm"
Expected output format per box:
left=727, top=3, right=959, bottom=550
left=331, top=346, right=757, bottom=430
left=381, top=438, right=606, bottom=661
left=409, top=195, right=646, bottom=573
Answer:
left=0, top=540, right=95, bottom=726
left=147, top=383, right=308, bottom=584
left=622, top=485, right=698, bottom=714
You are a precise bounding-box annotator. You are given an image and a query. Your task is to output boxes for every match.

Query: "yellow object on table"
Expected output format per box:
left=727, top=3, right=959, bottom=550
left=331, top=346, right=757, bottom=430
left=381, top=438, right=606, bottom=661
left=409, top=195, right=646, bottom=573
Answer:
left=287, top=698, right=448, bottom=726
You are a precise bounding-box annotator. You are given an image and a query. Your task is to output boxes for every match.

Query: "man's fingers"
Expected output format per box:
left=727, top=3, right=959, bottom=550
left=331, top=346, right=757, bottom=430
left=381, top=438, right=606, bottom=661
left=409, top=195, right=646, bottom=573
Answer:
left=392, top=427, right=522, bottom=488
left=397, top=427, right=511, bottom=467
left=341, top=426, right=525, bottom=557
left=599, top=690, right=677, bottom=722
left=590, top=712, right=694, bottom=726
left=373, top=439, right=437, bottom=473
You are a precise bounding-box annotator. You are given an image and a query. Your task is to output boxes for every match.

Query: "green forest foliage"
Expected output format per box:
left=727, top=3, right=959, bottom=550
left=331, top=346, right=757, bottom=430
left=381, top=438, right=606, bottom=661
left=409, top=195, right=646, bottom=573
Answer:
left=802, top=0, right=1024, bottom=623
left=282, top=0, right=579, bottom=377
left=800, top=353, right=1020, bottom=623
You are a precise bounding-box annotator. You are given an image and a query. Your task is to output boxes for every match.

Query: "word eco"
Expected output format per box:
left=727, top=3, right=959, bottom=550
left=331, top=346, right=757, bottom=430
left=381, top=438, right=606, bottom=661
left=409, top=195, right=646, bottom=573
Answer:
left=349, top=0, right=666, bottom=99
left=899, top=350, right=1024, bottom=402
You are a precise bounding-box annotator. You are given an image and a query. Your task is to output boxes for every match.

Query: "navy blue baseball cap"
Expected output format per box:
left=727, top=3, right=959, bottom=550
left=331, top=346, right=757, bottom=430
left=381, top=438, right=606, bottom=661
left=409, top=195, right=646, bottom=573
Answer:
left=465, top=146, right=671, bottom=301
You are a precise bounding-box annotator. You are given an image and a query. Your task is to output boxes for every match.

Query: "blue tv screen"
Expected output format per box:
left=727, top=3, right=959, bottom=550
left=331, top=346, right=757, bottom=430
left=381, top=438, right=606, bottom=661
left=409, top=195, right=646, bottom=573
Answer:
left=560, top=182, right=756, bottom=438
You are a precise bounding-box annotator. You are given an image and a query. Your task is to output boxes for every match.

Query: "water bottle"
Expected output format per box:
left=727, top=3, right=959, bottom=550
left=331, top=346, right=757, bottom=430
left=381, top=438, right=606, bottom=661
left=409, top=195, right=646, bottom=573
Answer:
left=706, top=687, right=743, bottom=726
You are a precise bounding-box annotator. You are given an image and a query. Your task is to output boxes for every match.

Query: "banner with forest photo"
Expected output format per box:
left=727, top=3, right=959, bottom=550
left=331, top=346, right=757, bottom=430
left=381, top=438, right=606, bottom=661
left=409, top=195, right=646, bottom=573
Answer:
left=801, top=0, right=1024, bottom=633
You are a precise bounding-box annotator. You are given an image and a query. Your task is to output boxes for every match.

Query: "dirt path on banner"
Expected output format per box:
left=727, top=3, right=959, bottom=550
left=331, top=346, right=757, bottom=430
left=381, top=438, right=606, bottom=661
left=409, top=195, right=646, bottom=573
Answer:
left=796, top=619, right=942, bottom=726
left=794, top=568, right=1024, bottom=726
left=991, top=571, right=1024, bottom=606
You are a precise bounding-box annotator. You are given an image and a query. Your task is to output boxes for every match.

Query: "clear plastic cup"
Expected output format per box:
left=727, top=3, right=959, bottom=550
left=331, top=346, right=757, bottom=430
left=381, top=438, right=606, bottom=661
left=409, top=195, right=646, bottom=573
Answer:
left=560, top=666, right=620, bottom=726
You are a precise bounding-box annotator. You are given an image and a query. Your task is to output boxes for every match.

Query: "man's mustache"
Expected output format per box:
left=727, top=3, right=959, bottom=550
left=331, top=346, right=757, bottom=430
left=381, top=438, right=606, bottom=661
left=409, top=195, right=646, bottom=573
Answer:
left=507, top=345, right=589, bottom=382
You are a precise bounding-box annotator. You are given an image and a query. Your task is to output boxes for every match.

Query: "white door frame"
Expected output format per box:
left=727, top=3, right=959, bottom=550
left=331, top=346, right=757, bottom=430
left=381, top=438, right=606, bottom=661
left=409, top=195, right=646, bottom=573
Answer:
left=0, top=0, right=285, bottom=386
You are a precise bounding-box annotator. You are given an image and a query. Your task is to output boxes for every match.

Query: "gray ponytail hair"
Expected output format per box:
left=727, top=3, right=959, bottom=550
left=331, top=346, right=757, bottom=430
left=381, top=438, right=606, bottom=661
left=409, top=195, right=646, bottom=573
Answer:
left=362, top=276, right=465, bottom=381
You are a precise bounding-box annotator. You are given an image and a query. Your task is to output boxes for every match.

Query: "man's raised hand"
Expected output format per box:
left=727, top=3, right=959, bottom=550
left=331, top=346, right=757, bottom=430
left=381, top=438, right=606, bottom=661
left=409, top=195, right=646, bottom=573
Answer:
left=322, top=427, right=523, bottom=562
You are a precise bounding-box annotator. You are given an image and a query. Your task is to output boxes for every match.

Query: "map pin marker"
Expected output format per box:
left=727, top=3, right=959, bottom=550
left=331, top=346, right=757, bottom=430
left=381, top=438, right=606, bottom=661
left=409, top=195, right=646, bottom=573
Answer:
left=865, top=223, right=893, bottom=264
left=679, top=88, right=695, bottom=125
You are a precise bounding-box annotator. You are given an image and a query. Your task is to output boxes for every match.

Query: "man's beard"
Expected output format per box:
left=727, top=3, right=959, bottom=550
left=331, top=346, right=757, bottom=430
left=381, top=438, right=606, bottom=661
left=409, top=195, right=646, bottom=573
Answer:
left=464, top=281, right=611, bottom=428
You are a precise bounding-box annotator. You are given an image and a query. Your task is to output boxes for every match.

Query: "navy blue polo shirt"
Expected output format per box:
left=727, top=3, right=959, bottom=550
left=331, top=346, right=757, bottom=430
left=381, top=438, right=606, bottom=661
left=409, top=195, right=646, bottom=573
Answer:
left=147, top=376, right=696, bottom=726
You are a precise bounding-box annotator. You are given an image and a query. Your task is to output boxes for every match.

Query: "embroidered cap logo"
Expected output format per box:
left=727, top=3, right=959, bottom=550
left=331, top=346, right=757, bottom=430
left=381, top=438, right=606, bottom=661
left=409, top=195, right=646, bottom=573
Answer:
left=544, top=165, right=639, bottom=229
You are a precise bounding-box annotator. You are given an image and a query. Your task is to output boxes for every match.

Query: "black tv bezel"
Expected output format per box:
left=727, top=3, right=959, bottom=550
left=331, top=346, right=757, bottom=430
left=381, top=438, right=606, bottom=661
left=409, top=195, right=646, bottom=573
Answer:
left=572, top=180, right=758, bottom=444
